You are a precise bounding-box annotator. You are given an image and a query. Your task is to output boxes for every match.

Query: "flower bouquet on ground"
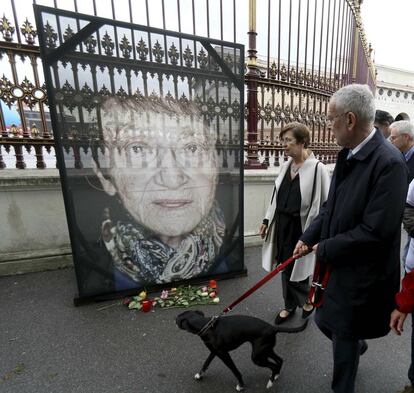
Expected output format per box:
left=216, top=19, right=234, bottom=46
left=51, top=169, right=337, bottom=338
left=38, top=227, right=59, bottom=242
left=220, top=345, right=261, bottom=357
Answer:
left=123, top=280, right=219, bottom=312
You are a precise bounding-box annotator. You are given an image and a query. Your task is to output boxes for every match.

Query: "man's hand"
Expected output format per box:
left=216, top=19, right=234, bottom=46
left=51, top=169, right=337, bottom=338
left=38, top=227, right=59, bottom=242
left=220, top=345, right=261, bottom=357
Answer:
left=390, top=309, right=408, bottom=335
left=259, top=224, right=268, bottom=239
left=293, top=240, right=311, bottom=258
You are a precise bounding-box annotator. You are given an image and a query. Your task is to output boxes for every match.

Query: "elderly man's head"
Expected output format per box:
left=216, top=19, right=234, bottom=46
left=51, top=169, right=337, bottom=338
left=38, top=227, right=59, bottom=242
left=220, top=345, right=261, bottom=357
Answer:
left=94, top=97, right=219, bottom=242
left=389, top=120, right=414, bottom=153
left=327, top=84, right=375, bottom=148
left=374, top=110, right=394, bottom=138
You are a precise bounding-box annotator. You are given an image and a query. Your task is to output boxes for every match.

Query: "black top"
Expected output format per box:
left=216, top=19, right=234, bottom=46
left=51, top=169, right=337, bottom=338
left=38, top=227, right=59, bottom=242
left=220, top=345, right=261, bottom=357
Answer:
left=276, top=171, right=302, bottom=263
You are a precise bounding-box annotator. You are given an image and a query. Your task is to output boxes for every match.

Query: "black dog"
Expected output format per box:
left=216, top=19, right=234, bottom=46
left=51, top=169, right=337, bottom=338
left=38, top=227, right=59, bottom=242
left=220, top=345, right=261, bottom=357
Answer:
left=176, top=310, right=308, bottom=391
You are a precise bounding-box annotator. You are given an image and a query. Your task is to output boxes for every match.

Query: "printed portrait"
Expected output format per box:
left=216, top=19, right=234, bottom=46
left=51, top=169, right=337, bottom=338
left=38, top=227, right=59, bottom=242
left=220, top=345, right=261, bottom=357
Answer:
left=89, top=96, right=232, bottom=290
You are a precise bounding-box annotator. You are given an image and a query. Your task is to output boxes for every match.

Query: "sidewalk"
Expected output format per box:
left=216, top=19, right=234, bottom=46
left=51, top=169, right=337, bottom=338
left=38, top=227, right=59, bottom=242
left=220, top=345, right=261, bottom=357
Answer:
left=0, top=246, right=411, bottom=393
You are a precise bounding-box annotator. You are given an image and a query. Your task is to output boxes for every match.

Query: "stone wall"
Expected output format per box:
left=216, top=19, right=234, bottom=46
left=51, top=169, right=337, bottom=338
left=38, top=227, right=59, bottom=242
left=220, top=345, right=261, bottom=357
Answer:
left=0, top=170, right=72, bottom=275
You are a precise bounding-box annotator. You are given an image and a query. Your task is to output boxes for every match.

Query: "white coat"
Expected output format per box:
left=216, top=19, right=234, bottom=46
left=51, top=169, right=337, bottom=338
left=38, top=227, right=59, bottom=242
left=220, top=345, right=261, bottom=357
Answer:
left=261, top=153, right=330, bottom=281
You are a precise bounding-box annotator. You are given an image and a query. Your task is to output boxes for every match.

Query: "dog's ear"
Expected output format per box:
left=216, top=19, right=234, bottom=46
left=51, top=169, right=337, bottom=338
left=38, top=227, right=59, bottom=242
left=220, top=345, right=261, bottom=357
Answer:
left=176, top=317, right=197, bottom=334
left=180, top=320, right=193, bottom=332
left=175, top=312, right=187, bottom=329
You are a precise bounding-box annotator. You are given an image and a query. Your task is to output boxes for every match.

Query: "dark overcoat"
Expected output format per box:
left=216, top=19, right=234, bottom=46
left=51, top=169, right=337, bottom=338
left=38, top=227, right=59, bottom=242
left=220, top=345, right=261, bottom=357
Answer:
left=406, top=153, right=414, bottom=182
left=301, top=130, right=409, bottom=339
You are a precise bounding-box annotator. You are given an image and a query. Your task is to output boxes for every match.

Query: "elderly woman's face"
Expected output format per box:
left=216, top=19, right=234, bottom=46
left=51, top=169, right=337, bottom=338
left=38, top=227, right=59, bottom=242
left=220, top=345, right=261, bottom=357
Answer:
left=281, top=130, right=304, bottom=158
left=100, top=107, right=218, bottom=238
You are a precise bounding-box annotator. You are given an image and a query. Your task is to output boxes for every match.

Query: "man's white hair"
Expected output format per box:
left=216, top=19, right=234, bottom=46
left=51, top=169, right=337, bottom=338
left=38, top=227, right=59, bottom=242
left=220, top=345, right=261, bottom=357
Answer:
left=390, top=120, right=414, bottom=138
left=331, top=84, right=375, bottom=125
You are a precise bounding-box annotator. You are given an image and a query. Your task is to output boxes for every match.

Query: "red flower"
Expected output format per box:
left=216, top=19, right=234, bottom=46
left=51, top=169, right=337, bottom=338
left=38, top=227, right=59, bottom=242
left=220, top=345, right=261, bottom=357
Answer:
left=141, top=300, right=152, bottom=313
left=208, top=280, right=217, bottom=289
left=122, top=297, right=131, bottom=306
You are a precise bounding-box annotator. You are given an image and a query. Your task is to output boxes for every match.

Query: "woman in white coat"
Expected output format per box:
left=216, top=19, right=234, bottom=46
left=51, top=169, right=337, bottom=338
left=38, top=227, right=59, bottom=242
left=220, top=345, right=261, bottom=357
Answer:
left=259, top=122, right=330, bottom=324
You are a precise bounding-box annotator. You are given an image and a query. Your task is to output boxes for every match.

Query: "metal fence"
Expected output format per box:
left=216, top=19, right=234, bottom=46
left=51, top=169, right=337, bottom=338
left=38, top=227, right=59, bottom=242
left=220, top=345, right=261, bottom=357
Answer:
left=0, top=0, right=375, bottom=169
left=245, top=0, right=375, bottom=167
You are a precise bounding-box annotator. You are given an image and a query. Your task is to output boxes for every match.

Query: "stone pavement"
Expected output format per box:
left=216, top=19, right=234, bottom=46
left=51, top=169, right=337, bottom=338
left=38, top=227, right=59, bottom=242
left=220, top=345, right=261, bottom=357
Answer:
left=0, top=246, right=411, bottom=393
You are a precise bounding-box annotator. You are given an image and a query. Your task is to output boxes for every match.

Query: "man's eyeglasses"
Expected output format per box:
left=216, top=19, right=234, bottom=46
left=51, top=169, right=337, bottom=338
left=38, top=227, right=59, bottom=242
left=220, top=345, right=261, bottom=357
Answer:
left=326, top=112, right=349, bottom=124
left=389, top=134, right=403, bottom=142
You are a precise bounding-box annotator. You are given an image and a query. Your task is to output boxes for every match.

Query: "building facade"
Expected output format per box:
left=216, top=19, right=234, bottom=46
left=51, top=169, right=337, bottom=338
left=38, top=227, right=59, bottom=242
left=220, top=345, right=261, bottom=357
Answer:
left=375, top=64, right=414, bottom=120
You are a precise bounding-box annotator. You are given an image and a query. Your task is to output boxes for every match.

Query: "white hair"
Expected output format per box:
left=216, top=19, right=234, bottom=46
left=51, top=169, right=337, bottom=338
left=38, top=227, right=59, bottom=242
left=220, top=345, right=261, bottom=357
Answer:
left=331, top=84, right=375, bottom=125
left=390, top=120, right=414, bottom=138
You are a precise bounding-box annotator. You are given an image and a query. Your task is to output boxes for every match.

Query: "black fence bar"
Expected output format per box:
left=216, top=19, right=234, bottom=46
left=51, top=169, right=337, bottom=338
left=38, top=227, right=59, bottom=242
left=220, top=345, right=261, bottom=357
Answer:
left=303, top=0, right=309, bottom=80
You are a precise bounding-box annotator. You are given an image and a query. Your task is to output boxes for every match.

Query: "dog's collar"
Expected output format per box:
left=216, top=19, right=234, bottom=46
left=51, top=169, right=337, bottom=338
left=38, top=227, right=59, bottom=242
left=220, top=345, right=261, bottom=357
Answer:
left=197, top=315, right=220, bottom=336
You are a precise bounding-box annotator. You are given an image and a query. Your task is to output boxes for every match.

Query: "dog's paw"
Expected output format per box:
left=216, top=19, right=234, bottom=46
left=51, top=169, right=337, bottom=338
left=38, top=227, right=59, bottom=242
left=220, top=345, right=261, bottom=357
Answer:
left=236, top=384, right=245, bottom=391
left=266, top=374, right=279, bottom=389
left=194, top=372, right=203, bottom=380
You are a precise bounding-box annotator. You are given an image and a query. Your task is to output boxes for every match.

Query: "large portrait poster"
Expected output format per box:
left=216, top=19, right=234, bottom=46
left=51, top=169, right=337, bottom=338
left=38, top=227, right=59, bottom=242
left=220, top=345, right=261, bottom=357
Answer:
left=34, top=6, right=245, bottom=300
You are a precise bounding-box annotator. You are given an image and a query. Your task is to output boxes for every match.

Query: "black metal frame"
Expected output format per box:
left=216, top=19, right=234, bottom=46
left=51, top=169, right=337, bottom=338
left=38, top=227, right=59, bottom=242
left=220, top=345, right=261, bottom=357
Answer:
left=34, top=4, right=245, bottom=304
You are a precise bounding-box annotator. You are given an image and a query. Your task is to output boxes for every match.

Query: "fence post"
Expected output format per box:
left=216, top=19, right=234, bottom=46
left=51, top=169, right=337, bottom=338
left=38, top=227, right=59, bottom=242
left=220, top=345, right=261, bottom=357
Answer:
left=350, top=0, right=361, bottom=84
left=245, top=0, right=266, bottom=169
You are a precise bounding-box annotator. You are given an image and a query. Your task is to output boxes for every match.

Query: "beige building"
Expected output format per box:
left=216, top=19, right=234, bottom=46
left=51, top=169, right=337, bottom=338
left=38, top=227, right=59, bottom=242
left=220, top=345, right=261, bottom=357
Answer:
left=375, top=64, right=414, bottom=120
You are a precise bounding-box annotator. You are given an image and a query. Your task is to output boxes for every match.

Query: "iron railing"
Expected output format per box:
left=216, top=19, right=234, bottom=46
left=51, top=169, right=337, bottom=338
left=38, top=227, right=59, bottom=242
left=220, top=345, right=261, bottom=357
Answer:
left=0, top=0, right=375, bottom=169
left=244, top=0, right=375, bottom=168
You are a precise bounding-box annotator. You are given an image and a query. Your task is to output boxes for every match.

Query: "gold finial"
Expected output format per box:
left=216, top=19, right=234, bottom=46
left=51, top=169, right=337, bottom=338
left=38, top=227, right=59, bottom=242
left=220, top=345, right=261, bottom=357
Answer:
left=31, top=123, right=39, bottom=137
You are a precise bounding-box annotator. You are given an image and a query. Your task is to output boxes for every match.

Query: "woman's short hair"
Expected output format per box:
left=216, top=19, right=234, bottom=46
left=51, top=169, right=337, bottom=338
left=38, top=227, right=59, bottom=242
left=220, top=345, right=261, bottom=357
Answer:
left=279, top=122, right=311, bottom=147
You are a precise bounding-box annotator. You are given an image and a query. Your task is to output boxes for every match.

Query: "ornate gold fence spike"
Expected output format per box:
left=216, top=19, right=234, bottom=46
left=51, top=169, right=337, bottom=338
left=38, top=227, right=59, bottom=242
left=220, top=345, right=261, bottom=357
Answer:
left=10, top=124, right=19, bottom=137
left=269, top=62, right=277, bottom=79
left=280, top=64, right=287, bottom=82
left=31, top=123, right=40, bottom=138
left=0, top=15, right=15, bottom=42
left=20, top=18, right=36, bottom=45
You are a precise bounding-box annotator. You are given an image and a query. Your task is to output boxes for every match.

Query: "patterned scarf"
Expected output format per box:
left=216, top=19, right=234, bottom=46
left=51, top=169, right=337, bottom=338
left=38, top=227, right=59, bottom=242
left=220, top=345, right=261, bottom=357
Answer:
left=101, top=202, right=225, bottom=284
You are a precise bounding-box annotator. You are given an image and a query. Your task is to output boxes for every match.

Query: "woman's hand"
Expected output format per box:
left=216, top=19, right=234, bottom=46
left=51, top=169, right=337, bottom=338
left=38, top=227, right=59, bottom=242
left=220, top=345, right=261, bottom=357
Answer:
left=259, top=223, right=268, bottom=239
left=390, top=309, right=408, bottom=335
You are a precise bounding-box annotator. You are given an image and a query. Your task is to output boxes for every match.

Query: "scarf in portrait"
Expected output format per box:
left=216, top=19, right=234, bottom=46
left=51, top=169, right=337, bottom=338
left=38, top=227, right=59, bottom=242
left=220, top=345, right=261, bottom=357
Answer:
left=101, top=202, right=225, bottom=284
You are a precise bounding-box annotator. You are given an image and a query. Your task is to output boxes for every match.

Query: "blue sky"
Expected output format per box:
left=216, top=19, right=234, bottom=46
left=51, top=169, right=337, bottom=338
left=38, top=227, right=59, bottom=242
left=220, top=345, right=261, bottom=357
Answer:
left=2, top=102, right=21, bottom=127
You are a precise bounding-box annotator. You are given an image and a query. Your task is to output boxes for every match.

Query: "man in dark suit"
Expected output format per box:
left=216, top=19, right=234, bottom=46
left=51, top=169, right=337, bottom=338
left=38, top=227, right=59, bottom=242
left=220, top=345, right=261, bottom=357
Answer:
left=294, top=84, right=409, bottom=393
left=390, top=120, right=414, bottom=182
left=374, top=109, right=394, bottom=139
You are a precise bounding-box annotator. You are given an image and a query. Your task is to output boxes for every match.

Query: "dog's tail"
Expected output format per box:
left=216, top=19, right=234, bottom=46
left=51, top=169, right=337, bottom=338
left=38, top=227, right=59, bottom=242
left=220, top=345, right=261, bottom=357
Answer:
left=274, top=319, right=309, bottom=333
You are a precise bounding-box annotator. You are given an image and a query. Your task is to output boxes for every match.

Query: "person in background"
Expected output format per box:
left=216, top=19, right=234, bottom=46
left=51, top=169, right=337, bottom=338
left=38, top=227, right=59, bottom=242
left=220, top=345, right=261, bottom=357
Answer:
left=389, top=120, right=414, bottom=182
left=390, top=179, right=414, bottom=393
left=389, top=120, right=414, bottom=267
left=259, top=122, right=330, bottom=325
left=374, top=109, right=394, bottom=139
left=294, top=84, right=408, bottom=393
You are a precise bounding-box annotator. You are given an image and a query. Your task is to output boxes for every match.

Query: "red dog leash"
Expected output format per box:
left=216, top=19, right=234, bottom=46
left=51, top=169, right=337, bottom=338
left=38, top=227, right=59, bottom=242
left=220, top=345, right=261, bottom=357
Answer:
left=222, top=256, right=297, bottom=314
left=198, top=255, right=331, bottom=336
left=308, top=260, right=332, bottom=307
left=198, top=256, right=297, bottom=336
